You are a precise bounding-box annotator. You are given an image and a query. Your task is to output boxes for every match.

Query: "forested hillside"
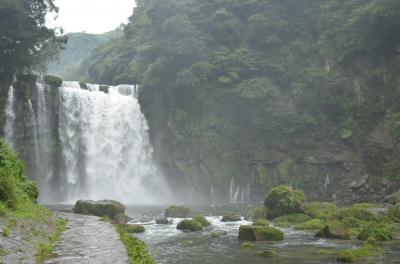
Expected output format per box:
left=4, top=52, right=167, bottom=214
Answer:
left=72, top=0, right=400, bottom=202
left=47, top=30, right=122, bottom=80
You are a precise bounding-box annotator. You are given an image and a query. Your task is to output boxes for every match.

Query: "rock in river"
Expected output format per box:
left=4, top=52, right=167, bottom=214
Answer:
left=74, top=200, right=125, bottom=219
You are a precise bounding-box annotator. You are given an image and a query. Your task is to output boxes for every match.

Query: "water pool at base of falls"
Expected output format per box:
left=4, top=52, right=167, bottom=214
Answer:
left=121, top=204, right=400, bottom=264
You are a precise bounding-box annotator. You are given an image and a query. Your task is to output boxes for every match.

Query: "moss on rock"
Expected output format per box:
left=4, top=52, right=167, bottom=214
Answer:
left=210, top=230, right=227, bottom=239
left=250, top=207, right=267, bottom=221
left=259, top=250, right=276, bottom=257
left=125, top=224, right=145, bottom=234
left=221, top=214, right=241, bottom=222
left=43, top=75, right=63, bottom=88
left=274, top=213, right=310, bottom=224
left=295, top=219, right=324, bottom=230
left=304, top=202, right=337, bottom=220
left=165, top=206, right=191, bottom=218
left=239, top=225, right=283, bottom=241
left=315, top=224, right=350, bottom=240
left=264, top=185, right=305, bottom=219
left=337, top=244, right=382, bottom=263
left=193, top=214, right=210, bottom=227
left=74, top=200, right=125, bottom=219
left=253, top=219, right=269, bottom=226
left=177, top=219, right=203, bottom=232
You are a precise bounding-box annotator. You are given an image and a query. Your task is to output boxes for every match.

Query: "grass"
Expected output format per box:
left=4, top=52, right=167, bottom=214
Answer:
left=35, top=217, right=67, bottom=263
left=115, top=224, right=156, bottom=264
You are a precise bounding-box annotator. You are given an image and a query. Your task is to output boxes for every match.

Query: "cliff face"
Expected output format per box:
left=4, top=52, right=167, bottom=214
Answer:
left=139, top=55, right=400, bottom=204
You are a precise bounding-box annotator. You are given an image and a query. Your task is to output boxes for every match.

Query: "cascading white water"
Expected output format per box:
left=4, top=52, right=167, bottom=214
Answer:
left=4, top=85, right=15, bottom=147
left=58, top=82, right=168, bottom=204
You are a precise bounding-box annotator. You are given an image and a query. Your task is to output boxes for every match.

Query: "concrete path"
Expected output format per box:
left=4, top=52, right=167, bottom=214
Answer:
left=45, top=213, right=129, bottom=264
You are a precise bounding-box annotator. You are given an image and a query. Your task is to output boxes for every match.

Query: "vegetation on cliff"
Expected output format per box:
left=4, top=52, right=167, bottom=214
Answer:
left=66, top=0, right=400, bottom=202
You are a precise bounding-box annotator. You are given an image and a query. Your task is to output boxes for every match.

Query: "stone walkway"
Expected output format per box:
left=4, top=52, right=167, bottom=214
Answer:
left=45, top=213, right=129, bottom=264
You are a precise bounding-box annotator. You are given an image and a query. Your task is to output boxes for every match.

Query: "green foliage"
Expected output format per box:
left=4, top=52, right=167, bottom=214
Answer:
left=274, top=213, right=310, bottom=224
left=2, top=226, right=11, bottom=237
left=116, top=225, right=156, bottom=264
left=0, top=0, right=66, bottom=75
left=304, top=202, right=337, bottom=220
left=357, top=223, right=393, bottom=241
left=264, top=185, right=305, bottom=218
left=337, top=244, right=382, bottom=263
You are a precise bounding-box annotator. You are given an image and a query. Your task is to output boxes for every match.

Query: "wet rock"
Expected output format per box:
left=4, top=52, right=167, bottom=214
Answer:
left=240, top=242, right=254, bottom=249
left=193, top=214, right=211, bottom=227
left=264, top=185, right=305, bottom=219
left=73, top=200, right=125, bottom=219
left=99, top=85, right=109, bottom=94
left=156, top=218, right=171, bottom=224
left=165, top=206, right=191, bottom=218
left=259, top=250, right=276, bottom=257
left=315, top=224, right=350, bottom=240
left=239, top=225, right=284, bottom=241
left=210, top=231, right=228, bottom=239
left=348, top=175, right=368, bottom=189
left=125, top=224, right=145, bottom=234
left=177, top=219, right=202, bottom=232
left=221, top=214, right=241, bottom=222
left=384, top=190, right=400, bottom=204
left=44, top=75, right=63, bottom=88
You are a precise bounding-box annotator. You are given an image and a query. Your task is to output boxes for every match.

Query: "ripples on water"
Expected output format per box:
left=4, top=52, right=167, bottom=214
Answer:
left=125, top=205, right=400, bottom=264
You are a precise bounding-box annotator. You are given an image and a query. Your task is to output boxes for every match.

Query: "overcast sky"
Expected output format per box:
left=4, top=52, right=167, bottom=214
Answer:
left=48, top=0, right=136, bottom=34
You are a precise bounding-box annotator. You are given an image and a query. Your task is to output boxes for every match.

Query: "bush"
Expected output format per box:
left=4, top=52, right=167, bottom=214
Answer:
left=165, top=206, right=191, bottom=218
left=357, top=223, right=393, bottom=241
left=18, top=180, right=39, bottom=202
left=264, top=185, right=305, bottom=218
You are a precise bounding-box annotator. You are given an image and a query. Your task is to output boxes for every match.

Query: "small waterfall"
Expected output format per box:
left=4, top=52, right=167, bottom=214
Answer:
left=324, top=174, right=330, bottom=188
left=4, top=85, right=15, bottom=147
left=57, top=82, right=168, bottom=204
left=233, top=186, right=240, bottom=203
left=229, top=178, right=234, bottom=203
left=240, top=188, right=245, bottom=204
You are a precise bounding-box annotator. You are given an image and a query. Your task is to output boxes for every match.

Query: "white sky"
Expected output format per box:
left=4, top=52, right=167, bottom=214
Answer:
left=48, top=0, right=136, bottom=34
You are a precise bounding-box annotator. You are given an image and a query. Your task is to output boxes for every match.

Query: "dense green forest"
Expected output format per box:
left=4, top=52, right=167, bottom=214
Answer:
left=70, top=0, right=400, bottom=202
left=47, top=30, right=122, bottom=80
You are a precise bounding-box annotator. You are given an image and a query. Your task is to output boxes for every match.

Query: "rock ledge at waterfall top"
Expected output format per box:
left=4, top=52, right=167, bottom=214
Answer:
left=73, top=200, right=126, bottom=219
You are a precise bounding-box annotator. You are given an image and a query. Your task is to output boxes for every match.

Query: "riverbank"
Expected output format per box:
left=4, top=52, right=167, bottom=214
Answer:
left=0, top=202, right=66, bottom=264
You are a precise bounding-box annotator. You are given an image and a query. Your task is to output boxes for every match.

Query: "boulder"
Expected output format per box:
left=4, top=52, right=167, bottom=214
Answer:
left=114, top=213, right=130, bottom=225
left=221, top=214, right=241, bottom=222
left=43, top=75, right=63, bottom=88
left=99, top=85, right=109, bottom=94
left=384, top=190, right=400, bottom=204
left=239, top=225, right=283, bottom=241
left=259, top=250, right=276, bottom=257
left=156, top=218, right=171, bottom=224
left=264, top=185, right=305, bottom=219
left=177, top=219, right=202, bottom=232
left=125, top=224, right=145, bottom=233
left=73, top=200, right=125, bottom=219
left=315, top=224, right=350, bottom=240
left=165, top=206, right=191, bottom=218
left=193, top=214, right=211, bottom=227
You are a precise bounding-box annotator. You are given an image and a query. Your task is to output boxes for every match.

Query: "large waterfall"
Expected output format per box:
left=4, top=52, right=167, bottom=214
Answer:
left=4, top=78, right=169, bottom=204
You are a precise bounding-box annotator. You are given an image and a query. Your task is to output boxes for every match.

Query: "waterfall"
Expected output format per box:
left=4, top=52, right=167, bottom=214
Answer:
left=229, top=178, right=234, bottom=203
left=4, top=85, right=15, bottom=147
left=233, top=186, right=240, bottom=203
left=324, top=173, right=330, bottom=188
left=57, top=82, right=167, bottom=204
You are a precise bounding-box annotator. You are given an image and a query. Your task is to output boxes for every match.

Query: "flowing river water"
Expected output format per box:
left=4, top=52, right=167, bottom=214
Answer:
left=123, top=204, right=400, bottom=264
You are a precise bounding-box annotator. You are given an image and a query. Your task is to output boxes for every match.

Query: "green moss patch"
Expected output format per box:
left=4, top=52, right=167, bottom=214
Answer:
left=177, top=219, right=203, bottom=232
left=295, top=219, right=324, bottom=230
left=193, top=214, right=211, bottom=227
left=337, top=244, right=382, bottom=263
left=264, top=185, right=305, bottom=219
left=239, top=225, right=283, bottom=241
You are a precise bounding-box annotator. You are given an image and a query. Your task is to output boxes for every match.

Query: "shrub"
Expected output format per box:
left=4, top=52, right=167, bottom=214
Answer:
left=253, top=219, right=269, bottom=226
left=221, top=213, right=241, bottom=222
left=357, top=223, right=393, bottom=241
left=264, top=185, right=305, bottom=218
left=337, top=244, right=382, bottom=263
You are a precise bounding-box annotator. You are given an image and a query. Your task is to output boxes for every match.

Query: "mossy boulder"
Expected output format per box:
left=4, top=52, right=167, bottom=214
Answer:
left=250, top=207, right=267, bottom=221
left=79, top=81, right=88, bottom=90
left=239, top=225, right=283, bottom=241
left=259, top=250, right=276, bottom=257
left=44, top=75, right=63, bottom=87
left=177, top=219, right=203, bottom=232
left=193, top=214, right=210, bottom=227
left=74, top=200, right=125, bottom=219
left=357, top=223, right=393, bottom=241
left=274, top=213, right=310, bottom=224
left=221, top=214, right=241, bottom=222
left=315, top=223, right=350, bottom=240
left=165, top=206, right=191, bottom=218
left=335, top=207, right=378, bottom=222
left=125, top=224, right=145, bottom=233
left=264, top=185, right=305, bottom=219
left=295, top=219, right=324, bottom=230
left=304, top=202, right=337, bottom=220
left=240, top=242, right=254, bottom=249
